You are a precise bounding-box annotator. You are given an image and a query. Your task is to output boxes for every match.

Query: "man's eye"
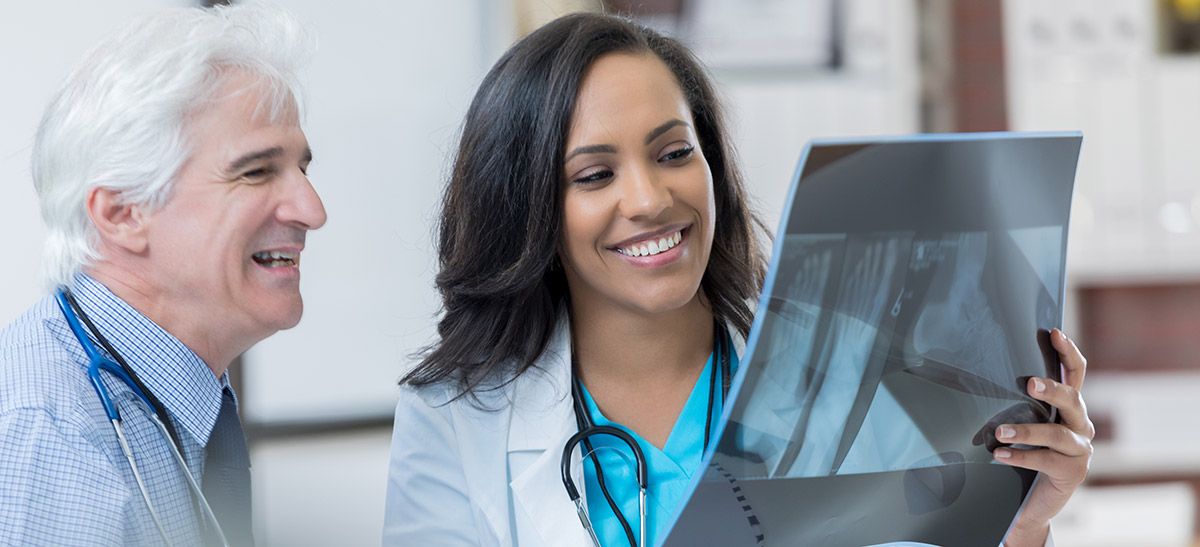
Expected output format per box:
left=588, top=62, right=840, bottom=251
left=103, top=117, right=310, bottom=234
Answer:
left=573, top=169, right=613, bottom=184
left=660, top=145, right=694, bottom=162
left=242, top=167, right=274, bottom=180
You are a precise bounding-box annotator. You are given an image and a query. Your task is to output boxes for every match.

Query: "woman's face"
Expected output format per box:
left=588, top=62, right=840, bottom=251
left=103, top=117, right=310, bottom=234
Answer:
left=558, top=52, right=715, bottom=317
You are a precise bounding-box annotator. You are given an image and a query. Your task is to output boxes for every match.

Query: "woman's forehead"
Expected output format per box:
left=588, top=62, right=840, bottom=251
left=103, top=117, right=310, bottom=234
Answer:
left=567, top=52, right=692, bottom=143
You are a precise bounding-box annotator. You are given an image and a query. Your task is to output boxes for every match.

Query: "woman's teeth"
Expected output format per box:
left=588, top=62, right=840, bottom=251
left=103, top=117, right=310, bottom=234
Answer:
left=252, top=250, right=298, bottom=267
left=618, top=230, right=682, bottom=257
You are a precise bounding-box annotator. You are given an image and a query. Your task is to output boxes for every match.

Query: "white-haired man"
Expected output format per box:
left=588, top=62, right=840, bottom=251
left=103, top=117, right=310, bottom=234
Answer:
left=0, top=4, right=324, bottom=545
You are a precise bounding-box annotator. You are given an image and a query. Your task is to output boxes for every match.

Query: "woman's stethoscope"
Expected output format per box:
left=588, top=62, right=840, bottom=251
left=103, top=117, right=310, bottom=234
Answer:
left=54, top=288, right=229, bottom=547
left=561, top=319, right=732, bottom=547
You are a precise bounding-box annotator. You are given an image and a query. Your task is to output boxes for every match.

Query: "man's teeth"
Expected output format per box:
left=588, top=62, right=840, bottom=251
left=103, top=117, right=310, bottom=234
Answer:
left=252, top=250, right=298, bottom=267
left=619, top=230, right=682, bottom=257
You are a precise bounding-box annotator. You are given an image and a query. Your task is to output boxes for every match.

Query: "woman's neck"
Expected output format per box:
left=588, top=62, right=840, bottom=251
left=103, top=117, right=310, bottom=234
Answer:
left=570, top=293, right=714, bottom=385
left=569, top=292, right=715, bottom=448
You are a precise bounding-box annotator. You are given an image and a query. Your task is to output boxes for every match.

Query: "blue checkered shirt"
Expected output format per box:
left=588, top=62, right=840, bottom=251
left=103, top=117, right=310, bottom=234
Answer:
left=0, top=274, right=233, bottom=545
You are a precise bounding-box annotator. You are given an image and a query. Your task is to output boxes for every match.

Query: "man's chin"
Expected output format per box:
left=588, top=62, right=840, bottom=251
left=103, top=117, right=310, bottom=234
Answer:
left=249, top=297, right=304, bottom=334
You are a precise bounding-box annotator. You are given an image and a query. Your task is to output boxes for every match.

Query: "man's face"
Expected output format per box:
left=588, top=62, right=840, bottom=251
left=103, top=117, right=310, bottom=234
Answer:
left=141, top=73, right=326, bottom=342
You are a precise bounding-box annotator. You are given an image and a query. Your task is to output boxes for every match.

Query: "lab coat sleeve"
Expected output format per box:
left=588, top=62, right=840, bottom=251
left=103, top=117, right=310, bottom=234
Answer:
left=0, top=406, right=129, bottom=545
left=383, top=385, right=483, bottom=546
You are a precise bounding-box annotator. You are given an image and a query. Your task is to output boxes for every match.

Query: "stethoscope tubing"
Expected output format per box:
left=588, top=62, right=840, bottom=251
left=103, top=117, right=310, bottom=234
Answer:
left=561, top=425, right=648, bottom=547
left=562, top=319, right=732, bottom=547
left=54, top=288, right=229, bottom=547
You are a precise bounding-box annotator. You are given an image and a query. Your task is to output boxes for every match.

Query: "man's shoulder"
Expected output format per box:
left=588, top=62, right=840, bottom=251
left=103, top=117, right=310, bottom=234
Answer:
left=0, top=295, right=93, bottom=420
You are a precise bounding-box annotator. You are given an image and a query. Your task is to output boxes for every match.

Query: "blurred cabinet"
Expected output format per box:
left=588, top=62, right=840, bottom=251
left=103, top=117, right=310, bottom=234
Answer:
left=708, top=0, right=921, bottom=231
left=1051, top=483, right=1197, bottom=547
left=1004, top=0, right=1200, bottom=282
left=1006, top=3, right=1200, bottom=542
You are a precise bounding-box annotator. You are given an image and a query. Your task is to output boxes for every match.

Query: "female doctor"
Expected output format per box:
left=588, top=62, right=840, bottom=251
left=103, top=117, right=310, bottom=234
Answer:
left=383, top=13, right=1094, bottom=547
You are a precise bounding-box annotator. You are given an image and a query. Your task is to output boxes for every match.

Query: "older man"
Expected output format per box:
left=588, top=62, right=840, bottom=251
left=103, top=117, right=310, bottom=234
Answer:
left=0, top=4, right=323, bottom=545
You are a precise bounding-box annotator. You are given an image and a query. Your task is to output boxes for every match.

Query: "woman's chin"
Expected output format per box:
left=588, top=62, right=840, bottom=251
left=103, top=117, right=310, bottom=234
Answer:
left=614, top=288, right=704, bottom=318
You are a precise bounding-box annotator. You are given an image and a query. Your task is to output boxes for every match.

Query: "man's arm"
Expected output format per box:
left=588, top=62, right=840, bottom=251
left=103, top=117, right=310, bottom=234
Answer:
left=0, top=407, right=129, bottom=545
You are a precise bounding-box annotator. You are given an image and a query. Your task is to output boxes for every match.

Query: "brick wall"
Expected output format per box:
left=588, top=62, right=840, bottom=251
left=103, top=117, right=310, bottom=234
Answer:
left=951, top=0, right=1008, bottom=132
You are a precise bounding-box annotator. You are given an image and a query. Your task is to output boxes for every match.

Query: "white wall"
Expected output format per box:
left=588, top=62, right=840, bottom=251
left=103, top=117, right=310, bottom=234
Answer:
left=252, top=429, right=393, bottom=546
left=238, top=1, right=501, bottom=424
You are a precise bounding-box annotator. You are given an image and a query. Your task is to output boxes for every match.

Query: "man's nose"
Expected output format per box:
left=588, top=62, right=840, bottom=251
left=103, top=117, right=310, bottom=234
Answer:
left=279, top=170, right=327, bottom=230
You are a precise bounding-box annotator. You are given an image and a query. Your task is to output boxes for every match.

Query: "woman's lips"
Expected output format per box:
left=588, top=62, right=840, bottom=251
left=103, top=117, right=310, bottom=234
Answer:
left=610, top=226, right=689, bottom=268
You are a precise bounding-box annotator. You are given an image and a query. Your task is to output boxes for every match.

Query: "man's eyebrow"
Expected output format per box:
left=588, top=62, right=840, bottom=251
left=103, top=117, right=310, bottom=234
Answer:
left=645, top=119, right=689, bottom=145
left=226, top=147, right=284, bottom=172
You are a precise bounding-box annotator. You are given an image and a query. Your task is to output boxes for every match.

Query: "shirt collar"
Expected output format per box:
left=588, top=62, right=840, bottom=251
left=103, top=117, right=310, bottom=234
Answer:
left=70, top=274, right=227, bottom=447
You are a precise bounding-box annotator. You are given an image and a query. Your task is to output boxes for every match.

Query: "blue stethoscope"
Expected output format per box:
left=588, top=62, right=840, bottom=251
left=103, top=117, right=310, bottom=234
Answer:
left=561, top=319, right=732, bottom=547
left=54, top=288, right=229, bottom=547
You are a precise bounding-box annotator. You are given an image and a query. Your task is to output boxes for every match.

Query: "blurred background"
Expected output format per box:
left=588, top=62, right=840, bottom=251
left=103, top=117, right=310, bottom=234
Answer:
left=1, top=0, right=1197, bottom=545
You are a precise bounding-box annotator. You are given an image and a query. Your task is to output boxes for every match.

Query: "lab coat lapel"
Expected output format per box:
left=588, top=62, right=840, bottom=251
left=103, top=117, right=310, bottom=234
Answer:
left=507, top=318, right=592, bottom=546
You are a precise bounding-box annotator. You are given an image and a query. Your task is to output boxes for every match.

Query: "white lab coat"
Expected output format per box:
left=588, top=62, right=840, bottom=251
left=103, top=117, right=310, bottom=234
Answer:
left=383, top=317, right=592, bottom=546
left=381, top=316, right=1052, bottom=547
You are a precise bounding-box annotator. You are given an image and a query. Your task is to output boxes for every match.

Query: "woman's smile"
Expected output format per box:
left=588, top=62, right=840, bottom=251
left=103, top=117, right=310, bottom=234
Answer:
left=609, top=224, right=690, bottom=268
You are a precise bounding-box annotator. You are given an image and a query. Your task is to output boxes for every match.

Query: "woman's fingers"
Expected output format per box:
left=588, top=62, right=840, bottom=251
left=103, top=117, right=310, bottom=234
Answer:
left=992, top=446, right=1090, bottom=488
left=1051, top=328, right=1087, bottom=391
left=1026, top=375, right=1096, bottom=440
left=995, top=422, right=1093, bottom=457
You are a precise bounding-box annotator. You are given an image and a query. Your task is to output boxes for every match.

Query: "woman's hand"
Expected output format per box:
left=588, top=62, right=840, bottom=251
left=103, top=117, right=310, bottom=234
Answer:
left=998, top=328, right=1095, bottom=546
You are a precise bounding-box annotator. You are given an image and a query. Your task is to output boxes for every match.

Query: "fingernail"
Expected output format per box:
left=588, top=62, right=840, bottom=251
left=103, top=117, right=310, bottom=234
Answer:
left=1056, top=329, right=1068, bottom=342
left=997, top=425, right=1016, bottom=440
left=1032, top=377, right=1046, bottom=393
left=994, top=448, right=1012, bottom=459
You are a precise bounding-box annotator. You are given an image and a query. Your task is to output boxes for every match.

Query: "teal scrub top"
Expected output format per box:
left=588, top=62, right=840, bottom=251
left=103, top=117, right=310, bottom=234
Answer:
left=579, top=343, right=739, bottom=547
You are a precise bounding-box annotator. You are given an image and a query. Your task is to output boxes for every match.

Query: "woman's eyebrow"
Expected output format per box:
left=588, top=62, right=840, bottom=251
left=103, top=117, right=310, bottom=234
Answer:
left=565, top=144, right=617, bottom=162
left=644, top=119, right=689, bottom=144
left=565, top=119, right=692, bottom=162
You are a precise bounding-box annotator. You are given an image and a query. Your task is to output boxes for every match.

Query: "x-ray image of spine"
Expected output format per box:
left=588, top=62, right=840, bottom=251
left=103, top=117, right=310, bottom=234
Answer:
left=909, top=233, right=1018, bottom=399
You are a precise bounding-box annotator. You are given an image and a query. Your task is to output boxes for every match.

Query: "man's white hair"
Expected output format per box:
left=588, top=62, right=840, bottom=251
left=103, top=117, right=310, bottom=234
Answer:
left=32, top=2, right=314, bottom=287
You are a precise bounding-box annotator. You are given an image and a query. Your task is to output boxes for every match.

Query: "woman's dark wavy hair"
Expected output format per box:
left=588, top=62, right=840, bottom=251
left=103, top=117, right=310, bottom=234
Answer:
left=402, top=12, right=769, bottom=400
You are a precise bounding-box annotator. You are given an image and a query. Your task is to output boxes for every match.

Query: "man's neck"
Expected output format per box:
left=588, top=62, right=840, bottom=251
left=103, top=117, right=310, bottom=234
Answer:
left=84, top=265, right=243, bottom=378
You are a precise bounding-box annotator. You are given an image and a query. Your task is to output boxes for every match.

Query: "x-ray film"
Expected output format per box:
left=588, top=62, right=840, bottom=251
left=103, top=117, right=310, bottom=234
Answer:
left=663, top=133, right=1082, bottom=546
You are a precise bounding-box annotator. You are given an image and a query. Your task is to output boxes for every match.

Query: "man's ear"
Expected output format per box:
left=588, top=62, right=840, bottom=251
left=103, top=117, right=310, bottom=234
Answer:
left=86, top=186, right=149, bottom=254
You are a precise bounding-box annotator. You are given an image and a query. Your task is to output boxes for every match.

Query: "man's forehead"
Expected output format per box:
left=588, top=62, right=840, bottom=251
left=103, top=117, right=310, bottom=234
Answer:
left=185, top=71, right=300, bottom=132
left=182, top=79, right=306, bottom=164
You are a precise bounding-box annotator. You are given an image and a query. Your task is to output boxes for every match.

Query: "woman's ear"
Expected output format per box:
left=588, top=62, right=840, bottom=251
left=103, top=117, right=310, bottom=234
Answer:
left=86, top=186, right=149, bottom=254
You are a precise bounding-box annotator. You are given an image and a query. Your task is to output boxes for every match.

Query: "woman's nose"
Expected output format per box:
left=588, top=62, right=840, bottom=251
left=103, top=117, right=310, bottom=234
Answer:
left=618, top=164, right=672, bottom=221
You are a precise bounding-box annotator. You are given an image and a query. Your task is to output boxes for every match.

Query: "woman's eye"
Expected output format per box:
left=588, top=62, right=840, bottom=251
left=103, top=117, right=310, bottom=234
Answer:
left=660, top=145, right=695, bottom=163
left=572, top=169, right=613, bottom=184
